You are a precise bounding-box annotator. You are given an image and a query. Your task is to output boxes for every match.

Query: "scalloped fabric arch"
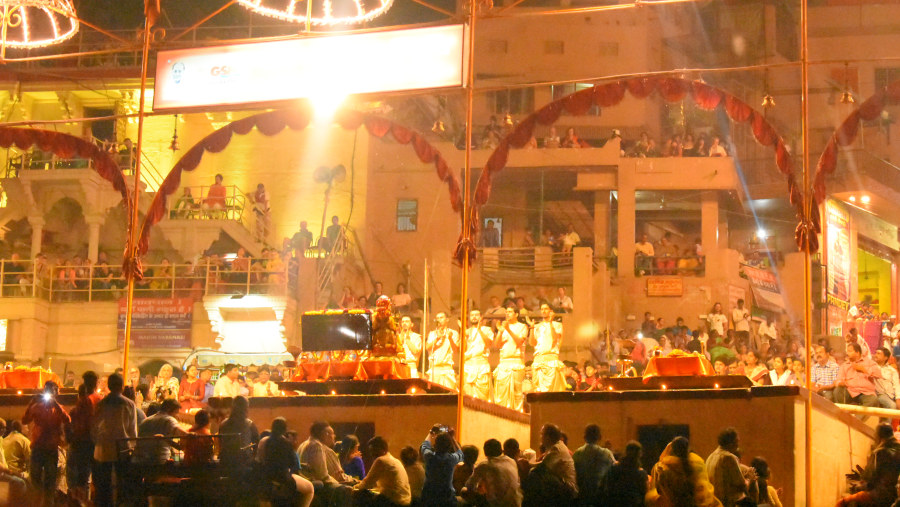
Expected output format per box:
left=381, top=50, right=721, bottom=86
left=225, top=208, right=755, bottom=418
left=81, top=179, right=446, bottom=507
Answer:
left=456, top=77, right=802, bottom=265
left=134, top=106, right=462, bottom=278
left=810, top=79, right=900, bottom=253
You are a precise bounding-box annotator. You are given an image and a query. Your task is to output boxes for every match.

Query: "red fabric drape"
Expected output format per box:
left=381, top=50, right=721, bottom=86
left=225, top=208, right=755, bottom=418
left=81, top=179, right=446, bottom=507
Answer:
left=137, top=109, right=462, bottom=262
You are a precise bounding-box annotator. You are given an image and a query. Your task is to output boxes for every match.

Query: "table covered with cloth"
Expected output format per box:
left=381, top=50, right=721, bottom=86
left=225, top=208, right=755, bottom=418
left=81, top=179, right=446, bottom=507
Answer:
left=291, top=358, right=410, bottom=381
left=641, top=351, right=714, bottom=383
left=0, top=368, right=61, bottom=389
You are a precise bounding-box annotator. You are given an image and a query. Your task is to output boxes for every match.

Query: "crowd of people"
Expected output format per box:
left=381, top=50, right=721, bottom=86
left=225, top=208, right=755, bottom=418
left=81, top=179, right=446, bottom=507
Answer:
left=634, top=232, right=705, bottom=276
left=0, top=378, right=802, bottom=507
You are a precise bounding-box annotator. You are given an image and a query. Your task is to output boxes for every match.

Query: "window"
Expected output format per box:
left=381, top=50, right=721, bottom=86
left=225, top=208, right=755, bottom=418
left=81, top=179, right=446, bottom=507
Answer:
left=397, top=199, right=418, bottom=232
left=875, top=67, right=900, bottom=91
left=550, top=83, right=601, bottom=116
left=491, top=89, right=535, bottom=115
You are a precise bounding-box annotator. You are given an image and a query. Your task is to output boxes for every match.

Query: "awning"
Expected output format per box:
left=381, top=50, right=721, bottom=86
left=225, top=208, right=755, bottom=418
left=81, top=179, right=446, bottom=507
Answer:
left=751, top=286, right=785, bottom=313
left=182, top=349, right=293, bottom=370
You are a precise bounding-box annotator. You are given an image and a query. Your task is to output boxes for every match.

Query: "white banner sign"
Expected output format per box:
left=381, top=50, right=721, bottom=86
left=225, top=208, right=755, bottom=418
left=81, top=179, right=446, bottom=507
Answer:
left=153, top=24, right=467, bottom=111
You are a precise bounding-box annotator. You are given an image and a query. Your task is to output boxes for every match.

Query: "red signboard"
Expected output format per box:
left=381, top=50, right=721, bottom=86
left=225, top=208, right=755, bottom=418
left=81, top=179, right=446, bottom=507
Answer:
left=117, top=298, right=192, bottom=349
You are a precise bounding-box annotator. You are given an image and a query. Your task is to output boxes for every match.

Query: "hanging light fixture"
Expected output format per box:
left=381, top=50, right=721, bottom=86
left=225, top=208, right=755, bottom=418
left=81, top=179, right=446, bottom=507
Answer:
left=840, top=62, right=855, bottom=105
left=237, top=0, right=394, bottom=27
left=503, top=112, right=514, bottom=127
left=0, top=0, right=79, bottom=57
left=431, top=119, right=445, bottom=134
left=761, top=69, right=775, bottom=109
left=168, top=114, right=179, bottom=152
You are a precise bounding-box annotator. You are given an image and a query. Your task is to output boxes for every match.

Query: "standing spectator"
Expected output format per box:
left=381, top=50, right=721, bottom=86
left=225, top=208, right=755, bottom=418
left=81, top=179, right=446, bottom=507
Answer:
left=324, top=215, right=343, bottom=253
left=92, top=373, right=137, bottom=507
left=218, top=396, right=260, bottom=466
left=214, top=364, right=241, bottom=398
left=874, top=347, right=900, bottom=413
left=252, top=182, right=271, bottom=243
left=543, top=126, right=560, bottom=148
left=290, top=221, right=314, bottom=254
left=523, top=424, right=576, bottom=506
left=367, top=281, right=385, bottom=308
left=655, top=234, right=678, bottom=275
left=66, top=382, right=96, bottom=503
left=706, top=428, right=751, bottom=507
left=178, top=364, right=204, bottom=412
left=811, top=346, right=839, bottom=401
left=481, top=220, right=501, bottom=248
left=834, top=342, right=882, bottom=408
left=400, top=446, right=425, bottom=503
left=635, top=234, right=655, bottom=275
left=732, top=299, right=751, bottom=347
left=353, top=436, right=412, bottom=507
left=561, top=127, right=584, bottom=148
left=461, top=438, right=521, bottom=507
left=392, top=283, right=412, bottom=314
left=256, top=417, right=315, bottom=507
left=203, top=173, right=228, bottom=217
left=420, top=428, right=464, bottom=507
left=602, top=441, right=647, bottom=506
left=572, top=424, right=614, bottom=506
left=561, top=224, right=580, bottom=253
left=755, top=314, right=778, bottom=355
left=847, top=327, right=872, bottom=359
left=707, top=302, right=728, bottom=337
left=23, top=381, right=70, bottom=507
left=648, top=436, right=719, bottom=507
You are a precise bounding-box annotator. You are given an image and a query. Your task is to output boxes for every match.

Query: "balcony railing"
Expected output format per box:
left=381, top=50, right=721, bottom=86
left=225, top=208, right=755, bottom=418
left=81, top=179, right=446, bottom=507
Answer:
left=4, top=150, right=94, bottom=177
left=634, top=255, right=705, bottom=277
left=0, top=257, right=299, bottom=302
left=479, top=247, right=575, bottom=284
left=167, top=185, right=248, bottom=225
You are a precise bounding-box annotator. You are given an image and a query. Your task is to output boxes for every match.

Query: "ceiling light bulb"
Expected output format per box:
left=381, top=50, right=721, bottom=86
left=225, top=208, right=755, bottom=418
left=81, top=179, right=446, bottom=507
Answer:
left=849, top=196, right=856, bottom=202
left=431, top=120, right=445, bottom=134
left=840, top=90, right=855, bottom=105
left=861, top=195, right=870, bottom=204
left=761, top=93, right=775, bottom=108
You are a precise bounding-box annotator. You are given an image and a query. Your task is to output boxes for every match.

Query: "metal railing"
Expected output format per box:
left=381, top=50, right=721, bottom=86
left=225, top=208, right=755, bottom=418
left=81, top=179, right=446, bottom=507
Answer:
left=479, top=247, right=576, bottom=283
left=4, top=149, right=93, bottom=177
left=0, top=257, right=298, bottom=302
left=167, top=185, right=248, bottom=225
left=634, top=255, right=705, bottom=276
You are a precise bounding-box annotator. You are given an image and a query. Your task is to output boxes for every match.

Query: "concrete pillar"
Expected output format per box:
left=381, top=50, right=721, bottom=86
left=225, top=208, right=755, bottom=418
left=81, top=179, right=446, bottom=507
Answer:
left=28, top=216, right=44, bottom=259
left=701, top=191, right=719, bottom=277
left=571, top=247, right=593, bottom=357
left=616, top=189, right=636, bottom=276
left=593, top=191, right=611, bottom=257
left=86, top=214, right=103, bottom=263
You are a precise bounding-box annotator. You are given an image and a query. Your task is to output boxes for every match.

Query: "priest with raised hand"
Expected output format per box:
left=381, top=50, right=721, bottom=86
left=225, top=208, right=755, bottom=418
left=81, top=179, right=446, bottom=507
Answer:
left=530, top=303, right=567, bottom=392
left=462, top=309, right=494, bottom=402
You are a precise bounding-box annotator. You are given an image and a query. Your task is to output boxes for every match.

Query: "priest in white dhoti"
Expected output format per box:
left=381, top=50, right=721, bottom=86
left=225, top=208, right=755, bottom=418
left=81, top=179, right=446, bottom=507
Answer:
left=493, top=306, right=528, bottom=410
left=399, top=315, right=422, bottom=377
left=425, top=311, right=460, bottom=390
left=462, top=309, right=494, bottom=401
left=530, top=303, right=566, bottom=392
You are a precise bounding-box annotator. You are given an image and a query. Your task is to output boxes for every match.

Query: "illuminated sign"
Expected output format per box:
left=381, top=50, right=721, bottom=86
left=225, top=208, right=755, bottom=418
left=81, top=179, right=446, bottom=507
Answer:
left=153, top=24, right=467, bottom=111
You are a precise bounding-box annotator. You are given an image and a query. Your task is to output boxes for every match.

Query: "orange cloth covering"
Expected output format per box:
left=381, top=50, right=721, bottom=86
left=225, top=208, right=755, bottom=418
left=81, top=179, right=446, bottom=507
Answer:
left=642, top=350, right=715, bottom=383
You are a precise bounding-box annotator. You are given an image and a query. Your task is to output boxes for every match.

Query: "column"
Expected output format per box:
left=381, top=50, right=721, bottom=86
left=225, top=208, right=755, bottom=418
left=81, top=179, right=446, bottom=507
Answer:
left=701, top=191, right=719, bottom=277
left=616, top=189, right=636, bottom=276
left=593, top=190, right=611, bottom=257
left=28, top=216, right=44, bottom=259
left=571, top=247, right=593, bottom=356
left=86, top=214, right=104, bottom=263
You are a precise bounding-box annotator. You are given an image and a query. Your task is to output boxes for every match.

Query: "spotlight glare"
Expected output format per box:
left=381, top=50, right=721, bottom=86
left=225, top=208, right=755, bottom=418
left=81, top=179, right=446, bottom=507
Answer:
left=861, top=195, right=871, bottom=204
left=849, top=196, right=857, bottom=202
left=311, top=91, right=347, bottom=122
left=756, top=228, right=767, bottom=239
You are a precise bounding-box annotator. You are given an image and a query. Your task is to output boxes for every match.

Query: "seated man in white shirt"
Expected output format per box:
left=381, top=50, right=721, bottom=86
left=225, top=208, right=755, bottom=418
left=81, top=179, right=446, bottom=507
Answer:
left=251, top=366, right=279, bottom=397
left=461, top=438, right=521, bottom=507
left=353, top=436, right=412, bottom=506
left=874, top=348, right=900, bottom=416
left=213, top=364, right=241, bottom=398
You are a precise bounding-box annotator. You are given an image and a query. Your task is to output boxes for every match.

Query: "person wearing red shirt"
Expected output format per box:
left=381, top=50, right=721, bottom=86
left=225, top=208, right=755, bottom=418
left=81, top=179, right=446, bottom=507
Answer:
left=67, top=371, right=99, bottom=503
left=834, top=342, right=882, bottom=408
left=23, top=381, right=71, bottom=507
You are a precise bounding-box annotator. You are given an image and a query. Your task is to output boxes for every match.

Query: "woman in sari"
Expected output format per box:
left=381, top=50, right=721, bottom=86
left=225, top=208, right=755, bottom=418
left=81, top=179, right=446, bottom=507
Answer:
left=178, top=364, right=204, bottom=413
left=646, top=436, right=721, bottom=507
left=745, top=350, right=769, bottom=386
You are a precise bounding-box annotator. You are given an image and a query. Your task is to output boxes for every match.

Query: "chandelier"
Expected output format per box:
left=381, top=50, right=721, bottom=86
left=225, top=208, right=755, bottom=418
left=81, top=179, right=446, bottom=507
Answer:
left=0, top=0, right=79, bottom=53
left=237, top=0, right=395, bottom=26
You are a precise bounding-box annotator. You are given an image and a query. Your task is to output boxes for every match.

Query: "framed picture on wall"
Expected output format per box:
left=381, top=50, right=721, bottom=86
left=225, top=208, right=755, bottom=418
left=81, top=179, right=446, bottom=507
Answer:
left=482, top=217, right=502, bottom=247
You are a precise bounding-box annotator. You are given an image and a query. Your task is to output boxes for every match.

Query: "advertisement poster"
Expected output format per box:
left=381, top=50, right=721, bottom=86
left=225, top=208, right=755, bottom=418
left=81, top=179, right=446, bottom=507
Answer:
left=742, top=265, right=784, bottom=312
left=117, top=298, right=192, bottom=348
left=826, top=200, right=851, bottom=306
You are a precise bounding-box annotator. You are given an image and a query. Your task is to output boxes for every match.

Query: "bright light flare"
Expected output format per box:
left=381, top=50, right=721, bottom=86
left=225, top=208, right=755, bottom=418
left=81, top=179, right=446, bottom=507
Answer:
left=310, top=91, right=347, bottom=122
left=861, top=195, right=871, bottom=204
left=756, top=228, right=767, bottom=239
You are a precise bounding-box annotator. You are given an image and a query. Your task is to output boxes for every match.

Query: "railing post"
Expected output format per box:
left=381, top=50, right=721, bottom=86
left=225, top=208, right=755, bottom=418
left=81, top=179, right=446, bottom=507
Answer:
left=246, top=260, right=251, bottom=296
left=31, top=262, right=37, bottom=298
left=88, top=265, right=93, bottom=302
left=0, top=260, right=5, bottom=297
left=48, top=267, right=54, bottom=302
left=204, top=259, right=210, bottom=296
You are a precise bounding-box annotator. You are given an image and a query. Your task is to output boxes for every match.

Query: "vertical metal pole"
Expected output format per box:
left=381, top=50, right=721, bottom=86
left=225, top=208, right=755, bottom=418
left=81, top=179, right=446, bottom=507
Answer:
left=456, top=0, right=477, bottom=439
left=122, top=18, right=153, bottom=373
left=800, top=0, right=813, bottom=505
left=422, top=260, right=429, bottom=379
left=539, top=169, right=545, bottom=241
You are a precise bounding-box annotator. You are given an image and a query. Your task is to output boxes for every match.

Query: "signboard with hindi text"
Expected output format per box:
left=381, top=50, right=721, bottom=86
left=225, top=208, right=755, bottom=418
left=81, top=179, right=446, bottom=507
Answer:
left=647, top=277, right=683, bottom=297
left=153, top=24, right=467, bottom=111
left=742, top=265, right=785, bottom=312
left=117, top=298, right=192, bottom=348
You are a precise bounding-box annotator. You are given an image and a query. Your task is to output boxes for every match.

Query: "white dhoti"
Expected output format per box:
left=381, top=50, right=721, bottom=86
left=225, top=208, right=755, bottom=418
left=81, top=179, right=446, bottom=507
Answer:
left=463, top=358, right=492, bottom=402
left=493, top=358, right=525, bottom=411
left=404, top=362, right=419, bottom=378
left=426, top=365, right=457, bottom=390
left=532, top=353, right=566, bottom=392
